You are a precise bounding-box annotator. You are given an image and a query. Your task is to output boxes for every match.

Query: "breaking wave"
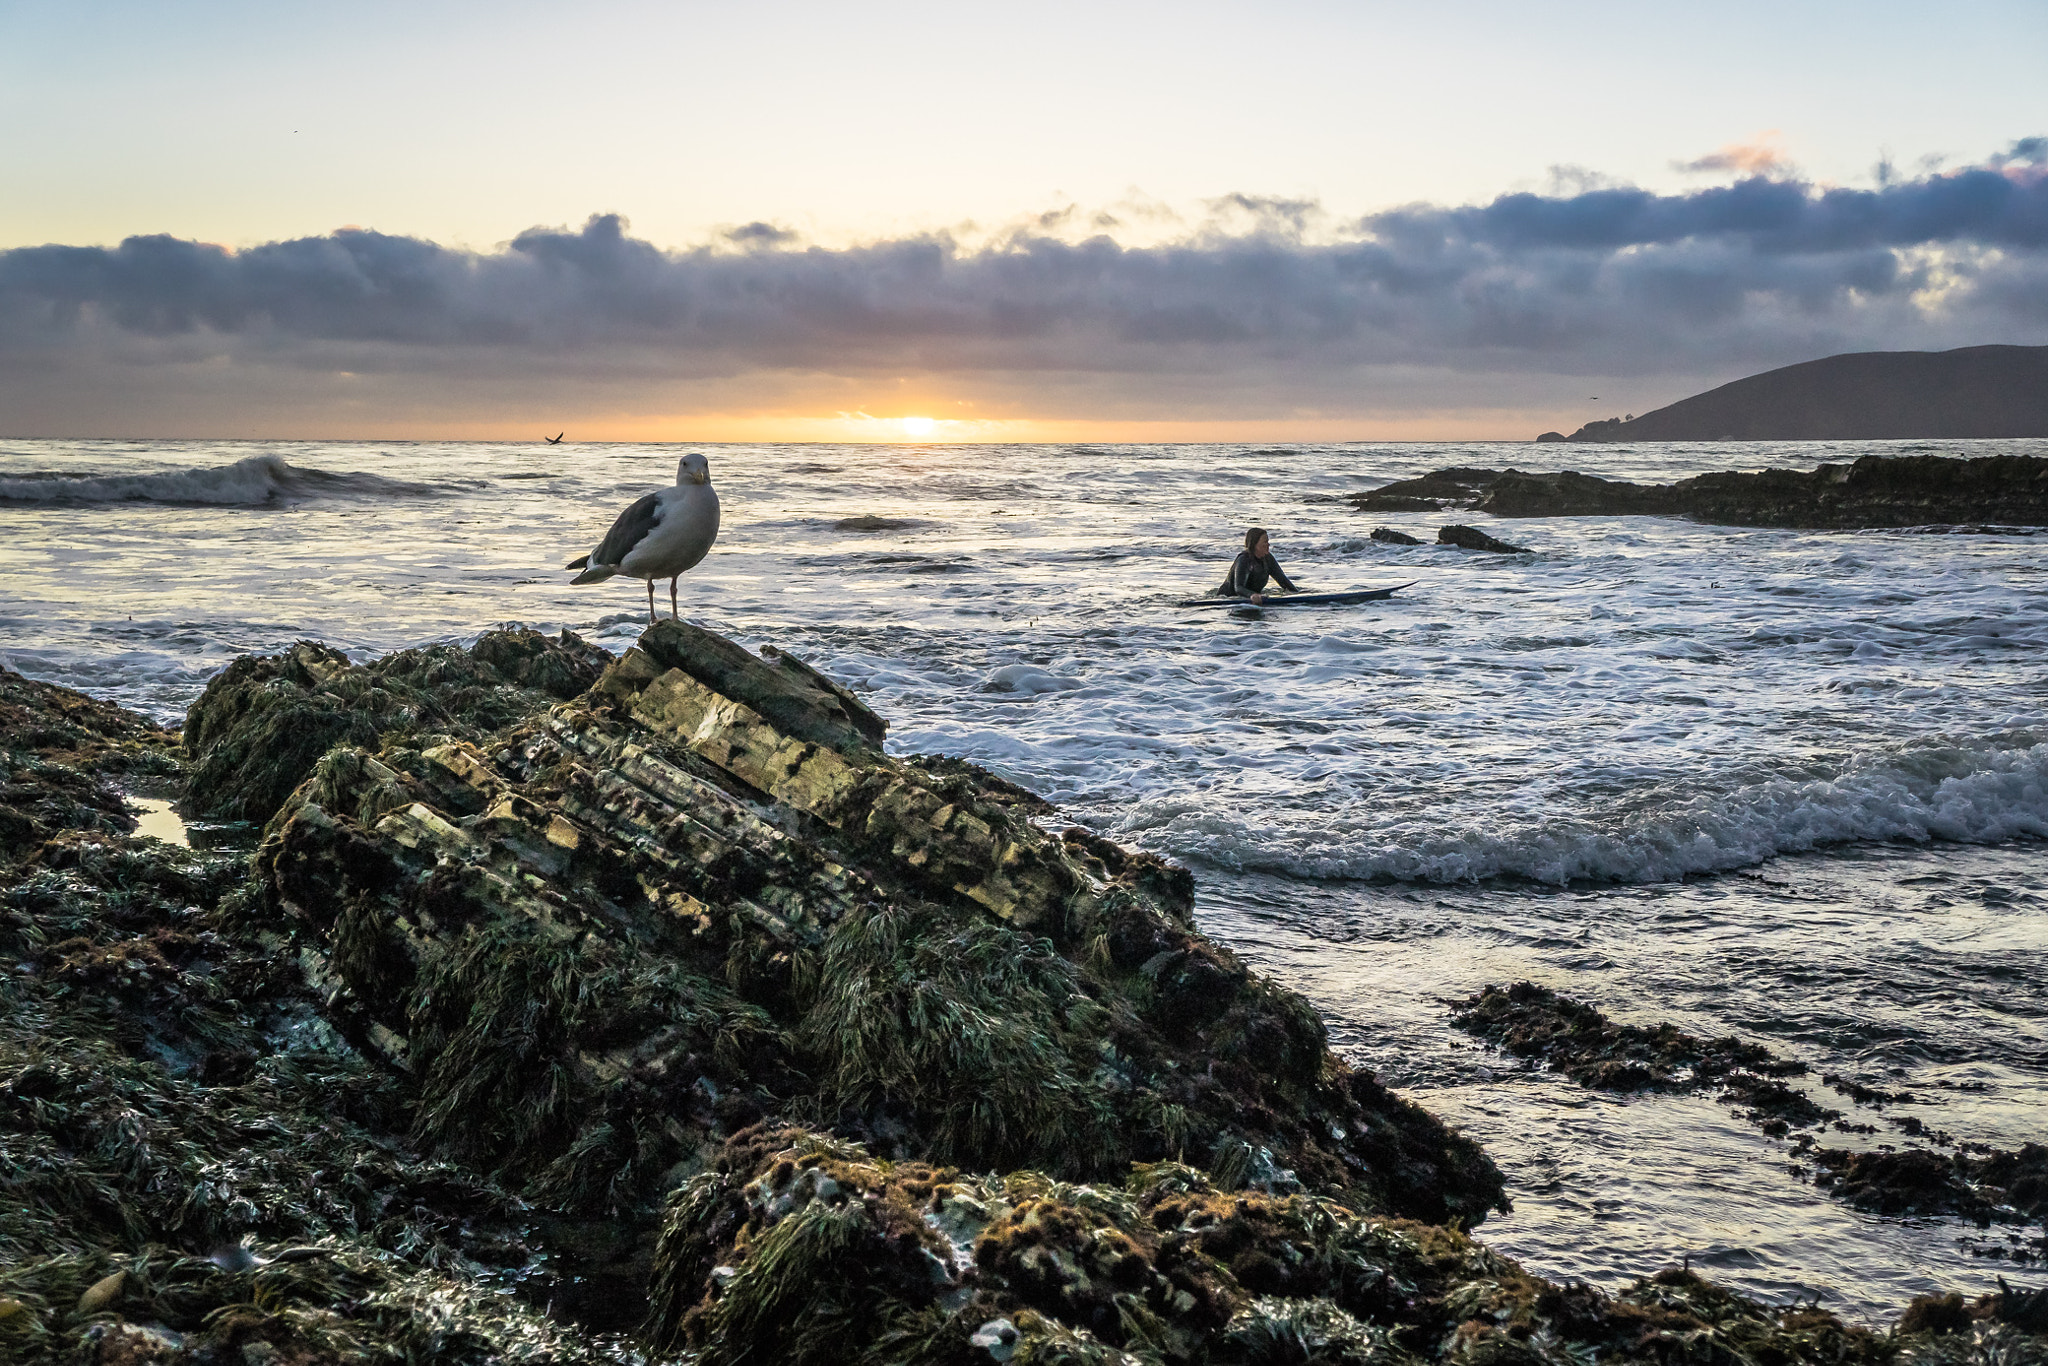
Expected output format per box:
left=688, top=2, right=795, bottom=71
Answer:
left=1121, top=739, right=2048, bottom=885
left=0, top=454, right=440, bottom=506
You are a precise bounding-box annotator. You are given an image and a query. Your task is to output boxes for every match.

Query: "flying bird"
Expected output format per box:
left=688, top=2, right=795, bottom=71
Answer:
left=546, top=433, right=565, bottom=444
left=566, top=452, right=721, bottom=625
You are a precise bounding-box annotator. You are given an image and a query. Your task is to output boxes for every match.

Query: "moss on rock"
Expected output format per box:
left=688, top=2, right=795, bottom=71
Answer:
left=181, top=627, right=610, bottom=823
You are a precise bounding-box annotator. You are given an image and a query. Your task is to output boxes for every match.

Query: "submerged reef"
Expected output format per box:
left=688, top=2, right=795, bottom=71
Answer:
left=3, top=631, right=2045, bottom=1363
left=1454, top=983, right=2048, bottom=1231
left=1348, top=454, right=2048, bottom=530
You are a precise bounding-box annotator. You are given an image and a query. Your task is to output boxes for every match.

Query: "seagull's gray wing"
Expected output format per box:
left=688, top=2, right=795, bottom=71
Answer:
left=588, top=491, right=663, bottom=568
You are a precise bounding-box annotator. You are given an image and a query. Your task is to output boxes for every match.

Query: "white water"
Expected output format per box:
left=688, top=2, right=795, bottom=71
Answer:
left=3, top=436, right=2044, bottom=1318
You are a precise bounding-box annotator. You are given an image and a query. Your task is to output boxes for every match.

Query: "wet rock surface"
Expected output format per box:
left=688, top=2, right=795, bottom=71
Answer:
left=1348, top=455, right=2048, bottom=530
left=1437, top=526, right=1532, bottom=555
left=4, top=638, right=2045, bottom=1363
left=1, top=666, right=642, bottom=1362
left=1350, top=468, right=1505, bottom=515
left=1455, top=982, right=2048, bottom=1231
left=1, top=669, right=178, bottom=859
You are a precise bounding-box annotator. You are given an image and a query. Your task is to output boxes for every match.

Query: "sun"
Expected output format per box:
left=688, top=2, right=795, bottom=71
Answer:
left=899, top=415, right=936, bottom=438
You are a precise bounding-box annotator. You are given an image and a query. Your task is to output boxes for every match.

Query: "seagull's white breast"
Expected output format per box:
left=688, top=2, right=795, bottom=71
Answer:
left=620, top=482, right=720, bottom=579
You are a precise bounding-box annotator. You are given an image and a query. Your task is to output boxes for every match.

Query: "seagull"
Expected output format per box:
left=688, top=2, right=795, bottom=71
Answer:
left=546, top=433, right=565, bottom=444
left=566, top=452, right=721, bottom=625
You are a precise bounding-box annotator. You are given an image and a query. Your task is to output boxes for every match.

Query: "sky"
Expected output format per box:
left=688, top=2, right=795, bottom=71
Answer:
left=2, top=0, right=2045, bottom=441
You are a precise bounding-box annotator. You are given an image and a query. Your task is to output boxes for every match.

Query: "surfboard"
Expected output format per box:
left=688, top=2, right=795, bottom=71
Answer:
left=1176, top=581, right=1418, bottom=609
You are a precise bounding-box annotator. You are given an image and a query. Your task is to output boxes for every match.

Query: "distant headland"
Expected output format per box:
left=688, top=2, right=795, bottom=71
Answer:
left=1539, top=344, right=2048, bottom=442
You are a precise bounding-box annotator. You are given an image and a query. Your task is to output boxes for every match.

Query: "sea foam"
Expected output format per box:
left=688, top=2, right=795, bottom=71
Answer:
left=1120, top=739, right=2048, bottom=885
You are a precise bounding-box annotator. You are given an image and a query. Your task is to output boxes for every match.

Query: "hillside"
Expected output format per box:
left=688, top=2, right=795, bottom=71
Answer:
left=1545, top=344, right=2048, bottom=442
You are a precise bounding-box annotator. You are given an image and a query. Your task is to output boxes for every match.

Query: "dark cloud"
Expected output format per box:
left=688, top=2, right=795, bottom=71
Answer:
left=2, top=143, right=2044, bottom=429
left=724, top=221, right=803, bottom=248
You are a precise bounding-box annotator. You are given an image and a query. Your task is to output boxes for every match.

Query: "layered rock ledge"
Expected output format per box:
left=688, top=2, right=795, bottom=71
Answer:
left=3, top=627, right=2044, bottom=1363
left=1349, top=454, right=2048, bottom=530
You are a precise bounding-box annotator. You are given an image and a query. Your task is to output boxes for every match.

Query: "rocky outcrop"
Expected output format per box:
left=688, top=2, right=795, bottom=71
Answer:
left=1368, top=527, right=1423, bottom=546
left=1437, top=526, right=1531, bottom=554
left=1349, top=454, right=2048, bottom=529
left=640, top=1127, right=1928, bottom=1366
left=4, top=639, right=2044, bottom=1364
left=252, top=619, right=1505, bottom=1226
left=1554, top=345, right=2048, bottom=442
left=1350, top=468, right=1504, bottom=514
left=1, top=665, right=646, bottom=1361
left=1455, top=983, right=2048, bottom=1228
left=181, top=626, right=611, bottom=824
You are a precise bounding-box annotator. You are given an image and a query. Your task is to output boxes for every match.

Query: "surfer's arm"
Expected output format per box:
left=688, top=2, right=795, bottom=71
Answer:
left=1266, top=556, right=1298, bottom=593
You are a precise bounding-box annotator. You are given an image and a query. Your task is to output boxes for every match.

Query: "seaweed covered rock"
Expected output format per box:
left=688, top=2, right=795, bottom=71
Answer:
left=182, top=626, right=611, bottom=823
left=254, top=619, right=1507, bottom=1230
left=0, top=667, right=178, bottom=862
left=1348, top=455, right=2048, bottom=530
left=641, top=1127, right=1932, bottom=1366
left=17, top=632, right=2044, bottom=1364
left=1457, top=983, right=2048, bottom=1227
left=1808, top=1142, right=2048, bottom=1225
left=0, top=667, right=655, bottom=1364
left=1450, top=982, right=1810, bottom=1096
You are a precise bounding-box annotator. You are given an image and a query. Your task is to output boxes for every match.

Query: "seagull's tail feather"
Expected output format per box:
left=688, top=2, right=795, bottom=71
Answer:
left=570, top=564, right=617, bottom=585
left=564, top=554, right=591, bottom=570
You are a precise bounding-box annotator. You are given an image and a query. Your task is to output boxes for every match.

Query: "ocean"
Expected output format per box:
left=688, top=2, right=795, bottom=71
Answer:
left=2, top=436, right=2044, bottom=1320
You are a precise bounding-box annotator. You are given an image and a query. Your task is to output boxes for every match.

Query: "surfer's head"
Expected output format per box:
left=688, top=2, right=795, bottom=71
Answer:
left=1244, top=527, right=1269, bottom=557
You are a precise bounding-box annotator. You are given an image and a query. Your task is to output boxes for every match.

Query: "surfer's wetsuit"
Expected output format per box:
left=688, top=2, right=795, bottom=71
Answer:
left=1218, top=550, right=1298, bottom=597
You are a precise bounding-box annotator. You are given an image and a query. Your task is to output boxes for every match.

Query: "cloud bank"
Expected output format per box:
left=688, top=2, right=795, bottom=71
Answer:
left=3, top=141, right=2044, bottom=435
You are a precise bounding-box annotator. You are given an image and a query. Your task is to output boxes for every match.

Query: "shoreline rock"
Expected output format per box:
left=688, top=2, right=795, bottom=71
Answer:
left=4, top=642, right=2045, bottom=1361
left=1454, top=982, right=2048, bottom=1231
left=1437, top=525, right=1531, bottom=554
left=250, top=618, right=1505, bottom=1225
left=1349, top=454, right=2048, bottom=530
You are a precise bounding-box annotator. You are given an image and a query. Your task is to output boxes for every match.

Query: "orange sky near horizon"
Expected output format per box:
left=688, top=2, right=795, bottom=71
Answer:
left=41, top=410, right=1588, bottom=446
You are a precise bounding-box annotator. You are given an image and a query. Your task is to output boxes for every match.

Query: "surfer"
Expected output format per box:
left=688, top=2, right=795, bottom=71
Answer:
left=1218, top=527, right=1298, bottom=604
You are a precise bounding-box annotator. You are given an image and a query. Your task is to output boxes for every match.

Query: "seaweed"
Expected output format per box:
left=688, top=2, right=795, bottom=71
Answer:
left=8, top=627, right=2044, bottom=1365
left=182, top=628, right=609, bottom=823
left=1453, top=983, right=2048, bottom=1226
left=800, top=899, right=1121, bottom=1172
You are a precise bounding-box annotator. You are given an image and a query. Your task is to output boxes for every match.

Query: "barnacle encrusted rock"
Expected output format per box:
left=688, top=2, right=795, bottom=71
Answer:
left=641, top=1126, right=1975, bottom=1366
left=255, top=620, right=1508, bottom=1223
